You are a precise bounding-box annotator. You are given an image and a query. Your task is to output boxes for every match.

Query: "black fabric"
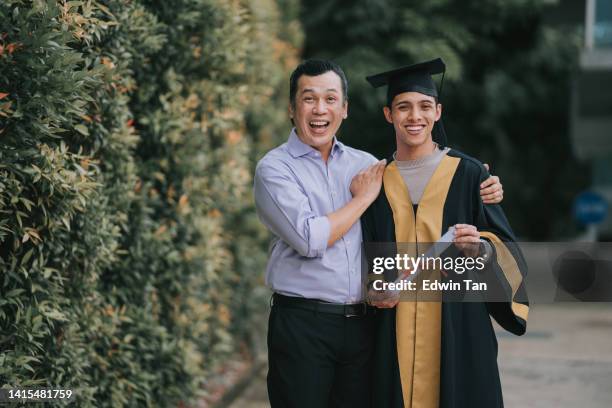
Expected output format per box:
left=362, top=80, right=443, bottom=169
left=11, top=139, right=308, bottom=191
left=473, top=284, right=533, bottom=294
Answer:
left=361, top=182, right=400, bottom=285
left=361, top=181, right=404, bottom=408
left=272, top=293, right=372, bottom=316
left=360, top=151, right=528, bottom=408
left=444, top=149, right=528, bottom=336
left=267, top=301, right=374, bottom=408
left=365, top=58, right=445, bottom=102
left=432, top=119, right=448, bottom=147
left=439, top=302, right=503, bottom=408
left=369, top=308, right=404, bottom=408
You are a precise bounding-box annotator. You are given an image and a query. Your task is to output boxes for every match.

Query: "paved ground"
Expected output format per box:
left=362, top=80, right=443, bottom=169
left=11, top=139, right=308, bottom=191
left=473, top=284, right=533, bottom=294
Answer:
left=229, top=303, right=612, bottom=408
left=497, top=303, right=612, bottom=408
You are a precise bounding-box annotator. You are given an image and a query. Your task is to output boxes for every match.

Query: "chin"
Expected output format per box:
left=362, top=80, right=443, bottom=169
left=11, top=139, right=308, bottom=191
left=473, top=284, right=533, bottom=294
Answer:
left=308, top=127, right=336, bottom=143
left=401, top=134, right=428, bottom=147
left=310, top=135, right=334, bottom=147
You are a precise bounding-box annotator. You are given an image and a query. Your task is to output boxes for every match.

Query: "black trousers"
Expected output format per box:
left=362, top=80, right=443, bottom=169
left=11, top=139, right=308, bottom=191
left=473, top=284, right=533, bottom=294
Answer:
left=267, top=302, right=374, bottom=408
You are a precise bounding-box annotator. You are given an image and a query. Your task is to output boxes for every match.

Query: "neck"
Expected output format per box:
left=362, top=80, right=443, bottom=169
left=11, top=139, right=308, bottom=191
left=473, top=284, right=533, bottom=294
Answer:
left=295, top=129, right=333, bottom=162
left=316, top=142, right=333, bottom=162
left=395, top=138, right=436, bottom=161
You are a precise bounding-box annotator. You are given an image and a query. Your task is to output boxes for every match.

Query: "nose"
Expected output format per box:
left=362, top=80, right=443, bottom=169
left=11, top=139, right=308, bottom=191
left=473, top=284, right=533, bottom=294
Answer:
left=406, top=107, right=421, bottom=122
left=313, top=99, right=327, bottom=114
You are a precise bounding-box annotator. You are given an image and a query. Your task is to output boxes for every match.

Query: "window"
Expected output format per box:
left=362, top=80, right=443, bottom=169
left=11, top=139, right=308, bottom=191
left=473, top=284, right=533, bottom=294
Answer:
left=587, top=0, right=612, bottom=48
left=594, top=0, right=612, bottom=47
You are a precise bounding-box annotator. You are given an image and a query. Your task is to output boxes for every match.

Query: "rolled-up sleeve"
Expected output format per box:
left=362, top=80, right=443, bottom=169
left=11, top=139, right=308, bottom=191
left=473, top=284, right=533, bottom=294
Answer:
left=254, top=163, right=330, bottom=258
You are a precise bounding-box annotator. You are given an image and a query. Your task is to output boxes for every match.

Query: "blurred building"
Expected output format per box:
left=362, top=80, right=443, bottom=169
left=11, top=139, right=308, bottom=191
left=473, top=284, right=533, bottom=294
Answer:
left=569, top=0, right=612, bottom=238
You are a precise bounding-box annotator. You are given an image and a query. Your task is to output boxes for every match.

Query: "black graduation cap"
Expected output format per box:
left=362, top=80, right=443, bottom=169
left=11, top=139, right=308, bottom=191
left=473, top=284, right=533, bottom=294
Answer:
left=366, top=58, right=448, bottom=145
left=366, top=58, right=445, bottom=104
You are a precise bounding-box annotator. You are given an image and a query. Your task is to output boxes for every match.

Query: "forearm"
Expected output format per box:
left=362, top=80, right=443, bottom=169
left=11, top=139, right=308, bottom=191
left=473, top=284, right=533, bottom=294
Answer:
left=326, top=195, right=372, bottom=246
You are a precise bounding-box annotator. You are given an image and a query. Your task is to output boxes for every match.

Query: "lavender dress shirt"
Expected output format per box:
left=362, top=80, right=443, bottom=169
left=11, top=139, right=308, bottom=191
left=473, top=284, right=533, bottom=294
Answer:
left=254, top=129, right=377, bottom=304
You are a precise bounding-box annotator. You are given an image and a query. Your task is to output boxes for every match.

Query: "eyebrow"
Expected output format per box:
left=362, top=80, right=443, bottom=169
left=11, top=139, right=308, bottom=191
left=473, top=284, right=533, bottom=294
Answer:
left=394, top=99, right=435, bottom=107
left=301, top=88, right=340, bottom=94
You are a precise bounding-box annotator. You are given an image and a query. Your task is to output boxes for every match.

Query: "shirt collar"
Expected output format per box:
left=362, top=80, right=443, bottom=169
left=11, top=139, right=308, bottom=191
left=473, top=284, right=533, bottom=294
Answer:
left=287, top=128, right=345, bottom=158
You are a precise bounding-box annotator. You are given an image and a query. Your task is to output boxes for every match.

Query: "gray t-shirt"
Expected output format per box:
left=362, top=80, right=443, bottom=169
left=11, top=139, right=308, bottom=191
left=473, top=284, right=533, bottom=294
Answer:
left=394, top=144, right=450, bottom=204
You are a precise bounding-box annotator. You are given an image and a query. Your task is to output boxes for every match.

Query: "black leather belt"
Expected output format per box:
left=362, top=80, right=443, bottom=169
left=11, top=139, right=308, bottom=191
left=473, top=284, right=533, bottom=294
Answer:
left=272, top=293, right=373, bottom=317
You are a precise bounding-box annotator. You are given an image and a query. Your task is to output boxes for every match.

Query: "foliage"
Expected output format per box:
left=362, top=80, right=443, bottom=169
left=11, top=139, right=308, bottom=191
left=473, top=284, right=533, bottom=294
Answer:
left=0, top=0, right=300, bottom=405
left=301, top=0, right=589, bottom=239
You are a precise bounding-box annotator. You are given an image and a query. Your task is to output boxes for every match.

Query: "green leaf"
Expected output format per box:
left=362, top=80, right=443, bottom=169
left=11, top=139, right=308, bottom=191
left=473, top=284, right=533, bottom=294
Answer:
left=6, top=288, right=25, bottom=297
left=75, top=124, right=89, bottom=136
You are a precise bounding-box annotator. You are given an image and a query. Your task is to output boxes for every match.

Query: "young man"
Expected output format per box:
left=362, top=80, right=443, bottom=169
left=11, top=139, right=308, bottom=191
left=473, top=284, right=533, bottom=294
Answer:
left=253, top=59, right=504, bottom=408
left=362, top=58, right=529, bottom=408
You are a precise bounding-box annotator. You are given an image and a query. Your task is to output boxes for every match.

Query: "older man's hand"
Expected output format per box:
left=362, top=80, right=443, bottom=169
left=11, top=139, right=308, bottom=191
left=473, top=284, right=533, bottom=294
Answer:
left=350, top=159, right=386, bottom=204
left=368, top=288, right=400, bottom=309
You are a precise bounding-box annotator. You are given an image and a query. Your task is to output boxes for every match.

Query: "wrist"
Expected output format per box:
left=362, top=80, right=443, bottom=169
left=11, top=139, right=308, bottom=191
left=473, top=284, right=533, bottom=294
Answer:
left=353, top=194, right=373, bottom=208
left=479, top=239, right=493, bottom=263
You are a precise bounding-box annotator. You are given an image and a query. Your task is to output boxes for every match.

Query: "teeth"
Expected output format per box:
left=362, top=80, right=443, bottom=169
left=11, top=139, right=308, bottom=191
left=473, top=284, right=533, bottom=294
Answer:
left=406, top=125, right=424, bottom=131
left=310, top=121, right=329, bottom=126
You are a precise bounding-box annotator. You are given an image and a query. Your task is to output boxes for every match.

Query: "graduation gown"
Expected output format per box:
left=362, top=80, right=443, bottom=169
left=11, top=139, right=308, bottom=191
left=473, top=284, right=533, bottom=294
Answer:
left=361, top=149, right=529, bottom=408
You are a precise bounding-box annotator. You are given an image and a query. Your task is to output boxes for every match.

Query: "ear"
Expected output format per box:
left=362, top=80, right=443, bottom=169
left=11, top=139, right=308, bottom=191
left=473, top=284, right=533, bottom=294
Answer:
left=383, top=106, right=393, bottom=124
left=435, top=103, right=443, bottom=121
left=288, top=102, right=294, bottom=119
left=342, top=100, right=348, bottom=119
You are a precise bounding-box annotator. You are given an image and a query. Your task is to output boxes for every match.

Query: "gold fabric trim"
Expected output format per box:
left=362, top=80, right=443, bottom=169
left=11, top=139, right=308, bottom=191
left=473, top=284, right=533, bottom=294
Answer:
left=478, top=232, right=523, bottom=298
left=512, top=302, right=529, bottom=321
left=384, top=156, right=460, bottom=408
left=479, top=231, right=528, bottom=325
left=383, top=162, right=416, bottom=243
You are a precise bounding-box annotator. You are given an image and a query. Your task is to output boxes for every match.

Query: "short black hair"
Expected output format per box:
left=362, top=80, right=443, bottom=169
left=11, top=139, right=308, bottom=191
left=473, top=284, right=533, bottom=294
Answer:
left=289, top=59, right=348, bottom=108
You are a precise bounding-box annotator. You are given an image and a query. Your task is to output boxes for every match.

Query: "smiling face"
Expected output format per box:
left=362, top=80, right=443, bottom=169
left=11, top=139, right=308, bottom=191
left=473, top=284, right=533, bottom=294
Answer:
left=289, top=71, right=348, bottom=155
left=384, top=91, right=442, bottom=156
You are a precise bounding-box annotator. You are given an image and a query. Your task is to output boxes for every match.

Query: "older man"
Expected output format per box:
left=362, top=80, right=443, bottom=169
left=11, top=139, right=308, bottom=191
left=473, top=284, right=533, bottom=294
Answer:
left=253, top=59, right=503, bottom=408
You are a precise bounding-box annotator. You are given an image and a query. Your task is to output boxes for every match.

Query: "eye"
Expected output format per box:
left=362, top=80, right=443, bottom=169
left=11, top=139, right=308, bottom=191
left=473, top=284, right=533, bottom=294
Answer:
left=304, top=96, right=314, bottom=102
left=327, top=96, right=337, bottom=103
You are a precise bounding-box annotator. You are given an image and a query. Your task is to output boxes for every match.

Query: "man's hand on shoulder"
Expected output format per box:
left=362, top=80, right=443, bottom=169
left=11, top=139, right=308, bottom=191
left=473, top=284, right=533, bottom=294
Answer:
left=480, top=163, right=503, bottom=204
left=350, top=159, right=386, bottom=205
left=326, top=159, right=386, bottom=247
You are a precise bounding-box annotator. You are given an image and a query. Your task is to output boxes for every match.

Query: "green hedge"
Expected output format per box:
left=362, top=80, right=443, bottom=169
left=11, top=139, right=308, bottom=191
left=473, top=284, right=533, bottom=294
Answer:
left=0, top=0, right=300, bottom=405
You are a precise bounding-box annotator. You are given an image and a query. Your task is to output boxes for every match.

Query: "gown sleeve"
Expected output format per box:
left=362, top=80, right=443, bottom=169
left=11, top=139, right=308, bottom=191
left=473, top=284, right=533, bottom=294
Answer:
left=473, top=165, right=529, bottom=336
